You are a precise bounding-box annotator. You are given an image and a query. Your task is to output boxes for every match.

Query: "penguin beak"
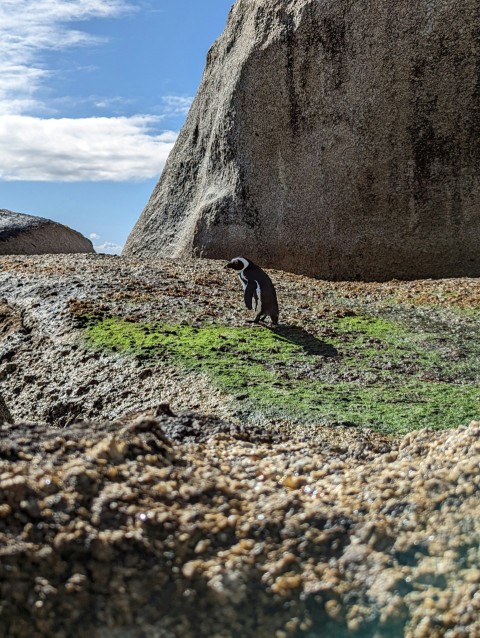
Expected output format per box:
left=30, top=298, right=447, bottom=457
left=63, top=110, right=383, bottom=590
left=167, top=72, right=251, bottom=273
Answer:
left=225, top=262, right=234, bottom=269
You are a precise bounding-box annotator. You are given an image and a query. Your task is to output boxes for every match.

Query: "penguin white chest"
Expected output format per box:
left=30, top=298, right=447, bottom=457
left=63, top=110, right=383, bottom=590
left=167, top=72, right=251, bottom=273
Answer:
left=254, top=280, right=261, bottom=310
left=238, top=272, right=248, bottom=290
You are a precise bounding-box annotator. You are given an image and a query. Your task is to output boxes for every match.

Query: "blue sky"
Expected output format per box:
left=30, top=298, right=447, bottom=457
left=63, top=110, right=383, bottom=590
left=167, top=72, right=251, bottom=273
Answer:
left=0, top=0, right=233, bottom=253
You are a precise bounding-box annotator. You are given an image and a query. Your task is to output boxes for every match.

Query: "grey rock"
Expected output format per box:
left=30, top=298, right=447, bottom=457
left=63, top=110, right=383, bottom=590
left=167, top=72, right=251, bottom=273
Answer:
left=0, top=210, right=93, bottom=255
left=124, top=0, right=480, bottom=281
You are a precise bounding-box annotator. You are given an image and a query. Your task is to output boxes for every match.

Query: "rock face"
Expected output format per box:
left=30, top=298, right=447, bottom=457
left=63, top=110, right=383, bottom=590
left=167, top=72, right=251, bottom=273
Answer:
left=2, top=254, right=479, bottom=433
left=0, top=210, right=93, bottom=255
left=124, top=0, right=480, bottom=281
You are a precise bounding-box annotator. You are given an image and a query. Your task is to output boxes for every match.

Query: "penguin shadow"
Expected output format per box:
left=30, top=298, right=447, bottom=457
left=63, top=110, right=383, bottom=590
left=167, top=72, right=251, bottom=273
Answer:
left=266, top=324, right=338, bottom=358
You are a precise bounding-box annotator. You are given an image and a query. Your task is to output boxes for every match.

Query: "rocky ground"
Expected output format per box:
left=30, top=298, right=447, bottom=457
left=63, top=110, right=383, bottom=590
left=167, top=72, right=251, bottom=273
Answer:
left=0, top=254, right=479, bottom=637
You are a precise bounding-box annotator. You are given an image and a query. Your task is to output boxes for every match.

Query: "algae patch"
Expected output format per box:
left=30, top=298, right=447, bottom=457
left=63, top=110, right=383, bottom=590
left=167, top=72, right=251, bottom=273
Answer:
left=85, top=318, right=479, bottom=435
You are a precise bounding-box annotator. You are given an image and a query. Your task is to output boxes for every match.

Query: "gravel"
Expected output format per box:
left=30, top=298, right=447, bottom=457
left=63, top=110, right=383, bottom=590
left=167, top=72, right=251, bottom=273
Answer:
left=1, top=414, right=479, bottom=638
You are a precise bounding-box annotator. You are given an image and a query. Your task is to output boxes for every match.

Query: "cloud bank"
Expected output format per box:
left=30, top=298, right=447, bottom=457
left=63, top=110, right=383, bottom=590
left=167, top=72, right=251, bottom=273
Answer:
left=0, top=115, right=177, bottom=181
left=93, top=241, right=124, bottom=255
left=0, top=0, right=184, bottom=182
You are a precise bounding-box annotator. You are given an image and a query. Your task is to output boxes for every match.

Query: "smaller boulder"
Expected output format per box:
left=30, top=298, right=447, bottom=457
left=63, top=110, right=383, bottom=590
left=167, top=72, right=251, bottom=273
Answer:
left=0, top=210, right=94, bottom=255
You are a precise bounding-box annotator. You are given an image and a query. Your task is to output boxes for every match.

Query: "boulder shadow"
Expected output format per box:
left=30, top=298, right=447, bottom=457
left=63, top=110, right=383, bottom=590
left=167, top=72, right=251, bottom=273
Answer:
left=267, top=325, right=338, bottom=357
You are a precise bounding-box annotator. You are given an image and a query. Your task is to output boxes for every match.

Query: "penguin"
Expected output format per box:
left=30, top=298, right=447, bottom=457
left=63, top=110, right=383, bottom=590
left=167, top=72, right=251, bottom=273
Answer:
left=226, top=257, right=279, bottom=324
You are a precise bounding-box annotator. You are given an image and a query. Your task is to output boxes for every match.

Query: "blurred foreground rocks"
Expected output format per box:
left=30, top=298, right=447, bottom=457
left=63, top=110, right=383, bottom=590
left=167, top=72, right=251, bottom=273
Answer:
left=0, top=414, right=479, bottom=637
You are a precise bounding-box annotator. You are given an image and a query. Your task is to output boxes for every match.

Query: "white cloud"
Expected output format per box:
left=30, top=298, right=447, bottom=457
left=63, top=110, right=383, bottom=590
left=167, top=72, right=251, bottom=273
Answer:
left=0, top=0, right=134, bottom=116
left=89, top=234, right=123, bottom=255
left=0, top=0, right=182, bottom=182
left=161, top=95, right=194, bottom=117
left=0, top=115, right=177, bottom=181
left=93, top=241, right=124, bottom=255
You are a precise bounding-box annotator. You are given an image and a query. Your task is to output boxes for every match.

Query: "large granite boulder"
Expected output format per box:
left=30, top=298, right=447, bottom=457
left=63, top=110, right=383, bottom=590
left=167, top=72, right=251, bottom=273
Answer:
left=0, top=210, right=93, bottom=255
left=124, top=0, right=480, bottom=281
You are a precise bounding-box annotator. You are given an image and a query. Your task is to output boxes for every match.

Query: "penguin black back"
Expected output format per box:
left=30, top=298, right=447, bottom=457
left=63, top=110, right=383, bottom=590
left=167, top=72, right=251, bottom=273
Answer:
left=226, top=257, right=279, bottom=324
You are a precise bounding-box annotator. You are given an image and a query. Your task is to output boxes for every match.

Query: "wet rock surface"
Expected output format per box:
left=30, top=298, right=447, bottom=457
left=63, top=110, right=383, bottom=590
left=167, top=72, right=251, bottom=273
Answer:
left=0, top=254, right=479, bottom=636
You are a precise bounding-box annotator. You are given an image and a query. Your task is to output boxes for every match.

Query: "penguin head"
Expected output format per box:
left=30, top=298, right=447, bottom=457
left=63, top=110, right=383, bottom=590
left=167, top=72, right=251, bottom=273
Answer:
left=225, top=257, right=250, bottom=271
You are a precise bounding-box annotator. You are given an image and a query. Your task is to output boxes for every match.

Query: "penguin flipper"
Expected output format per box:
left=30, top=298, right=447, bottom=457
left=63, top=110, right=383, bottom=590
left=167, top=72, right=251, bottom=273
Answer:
left=244, top=281, right=258, bottom=310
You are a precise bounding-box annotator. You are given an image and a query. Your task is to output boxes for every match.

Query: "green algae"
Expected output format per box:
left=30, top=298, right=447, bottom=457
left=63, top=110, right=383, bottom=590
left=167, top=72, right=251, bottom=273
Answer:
left=332, top=313, right=480, bottom=383
left=84, top=316, right=480, bottom=435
